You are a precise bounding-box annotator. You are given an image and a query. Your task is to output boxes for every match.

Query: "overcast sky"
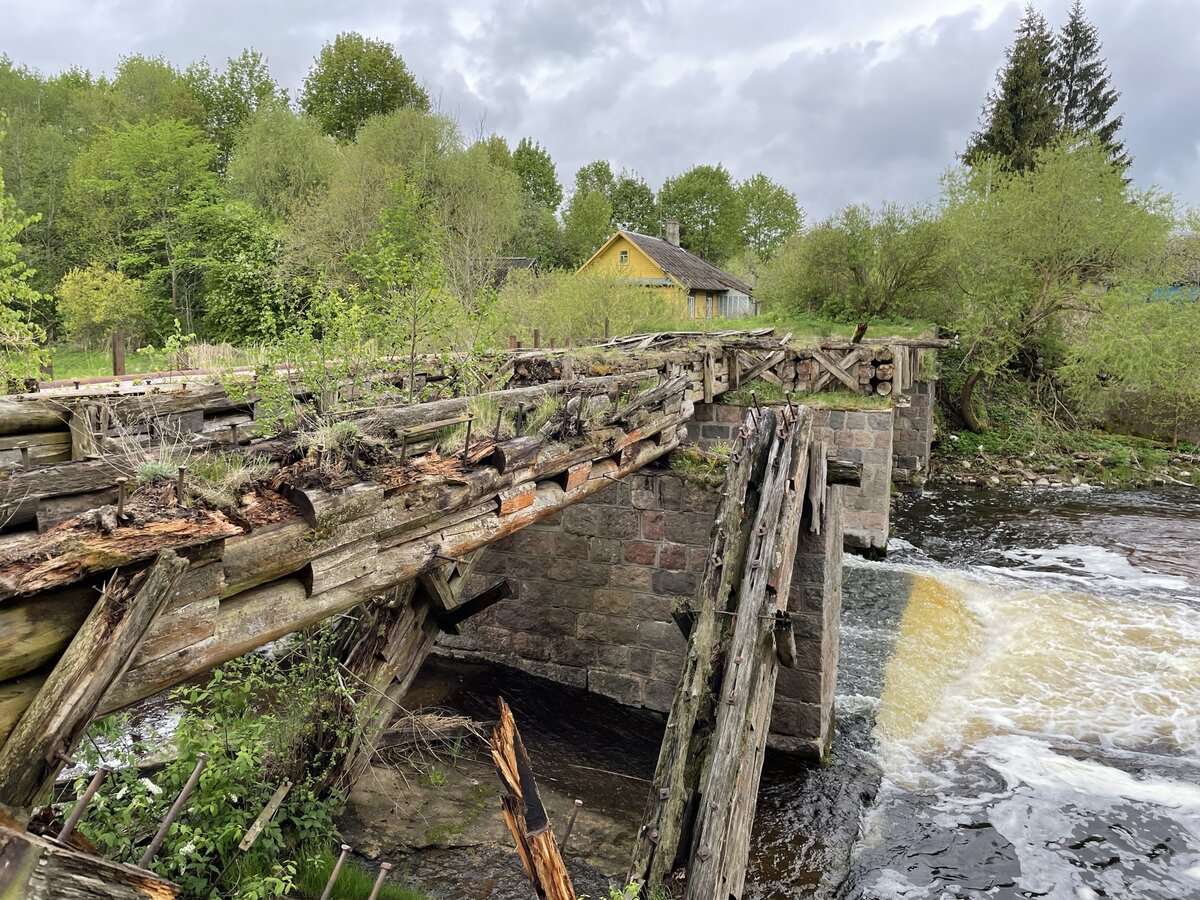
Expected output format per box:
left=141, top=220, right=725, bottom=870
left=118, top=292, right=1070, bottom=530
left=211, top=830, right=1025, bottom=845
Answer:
left=2, top=0, right=1198, bottom=218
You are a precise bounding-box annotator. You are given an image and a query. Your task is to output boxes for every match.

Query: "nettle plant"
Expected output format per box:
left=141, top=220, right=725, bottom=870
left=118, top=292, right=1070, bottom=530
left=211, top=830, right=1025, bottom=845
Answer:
left=63, top=632, right=354, bottom=899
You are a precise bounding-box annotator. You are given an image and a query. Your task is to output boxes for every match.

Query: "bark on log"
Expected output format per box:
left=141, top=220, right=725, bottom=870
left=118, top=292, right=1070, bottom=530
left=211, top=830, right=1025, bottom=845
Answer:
left=685, top=411, right=811, bottom=900
left=0, top=551, right=188, bottom=808
left=489, top=436, right=545, bottom=474
left=0, top=826, right=178, bottom=899
left=490, top=698, right=576, bottom=900
left=629, top=408, right=774, bottom=888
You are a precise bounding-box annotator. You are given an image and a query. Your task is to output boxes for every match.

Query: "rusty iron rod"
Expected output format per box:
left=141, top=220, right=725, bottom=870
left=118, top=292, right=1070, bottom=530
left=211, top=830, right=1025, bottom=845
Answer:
left=115, top=477, right=128, bottom=518
left=367, top=862, right=393, bottom=900
left=462, top=414, right=473, bottom=460
left=319, top=844, right=352, bottom=900
left=58, top=765, right=111, bottom=842
left=138, top=752, right=207, bottom=868
left=176, top=465, right=187, bottom=506
left=561, top=798, right=584, bottom=849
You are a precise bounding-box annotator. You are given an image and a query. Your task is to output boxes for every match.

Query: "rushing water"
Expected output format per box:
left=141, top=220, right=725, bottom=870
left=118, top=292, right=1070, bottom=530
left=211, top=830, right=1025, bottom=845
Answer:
left=830, top=485, right=1200, bottom=900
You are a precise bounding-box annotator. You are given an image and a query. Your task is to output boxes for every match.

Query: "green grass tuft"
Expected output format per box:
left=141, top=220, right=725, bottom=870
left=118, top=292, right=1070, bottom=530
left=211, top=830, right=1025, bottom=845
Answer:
left=296, top=850, right=427, bottom=900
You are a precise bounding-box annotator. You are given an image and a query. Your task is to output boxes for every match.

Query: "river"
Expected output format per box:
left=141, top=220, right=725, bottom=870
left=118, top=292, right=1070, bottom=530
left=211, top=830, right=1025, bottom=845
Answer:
left=752, top=484, right=1200, bottom=900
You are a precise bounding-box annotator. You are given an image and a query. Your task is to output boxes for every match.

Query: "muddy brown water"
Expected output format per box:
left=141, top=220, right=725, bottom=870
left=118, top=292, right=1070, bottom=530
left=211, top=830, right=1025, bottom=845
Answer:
left=392, top=485, right=1200, bottom=900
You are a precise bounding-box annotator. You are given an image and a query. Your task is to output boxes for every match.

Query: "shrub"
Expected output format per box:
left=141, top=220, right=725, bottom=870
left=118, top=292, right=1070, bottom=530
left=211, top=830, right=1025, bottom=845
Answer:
left=57, top=263, right=154, bottom=348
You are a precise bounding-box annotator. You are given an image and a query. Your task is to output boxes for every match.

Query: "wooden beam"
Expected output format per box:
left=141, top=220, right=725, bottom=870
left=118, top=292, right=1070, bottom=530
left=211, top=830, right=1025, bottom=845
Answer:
left=437, top=580, right=513, bottom=635
left=0, top=551, right=188, bottom=808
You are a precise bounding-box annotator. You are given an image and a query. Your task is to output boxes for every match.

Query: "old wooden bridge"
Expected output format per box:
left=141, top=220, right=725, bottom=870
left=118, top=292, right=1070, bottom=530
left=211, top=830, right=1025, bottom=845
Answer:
left=0, top=329, right=944, bottom=898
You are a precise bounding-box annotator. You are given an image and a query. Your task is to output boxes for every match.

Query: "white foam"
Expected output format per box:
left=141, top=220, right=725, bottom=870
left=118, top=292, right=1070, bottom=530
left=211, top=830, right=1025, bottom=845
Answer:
left=996, top=544, right=1191, bottom=594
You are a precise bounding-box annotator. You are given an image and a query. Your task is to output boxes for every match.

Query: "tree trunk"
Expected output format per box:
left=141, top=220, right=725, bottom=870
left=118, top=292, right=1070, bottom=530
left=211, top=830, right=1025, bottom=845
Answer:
left=960, top=370, right=985, bottom=434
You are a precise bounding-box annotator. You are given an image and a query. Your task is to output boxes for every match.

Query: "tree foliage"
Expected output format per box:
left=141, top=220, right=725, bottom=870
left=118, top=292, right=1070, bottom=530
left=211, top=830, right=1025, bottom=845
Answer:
left=0, top=127, right=46, bottom=384
left=1055, top=0, right=1127, bottom=169
left=186, top=49, right=286, bottom=168
left=56, top=263, right=151, bottom=346
left=300, top=33, right=428, bottom=141
left=965, top=5, right=1059, bottom=172
left=611, top=171, right=657, bottom=233
left=658, top=163, right=746, bottom=264
left=562, top=189, right=613, bottom=267
left=758, top=202, right=948, bottom=321
left=512, top=137, right=562, bottom=210
left=736, top=173, right=802, bottom=260
left=227, top=104, right=340, bottom=221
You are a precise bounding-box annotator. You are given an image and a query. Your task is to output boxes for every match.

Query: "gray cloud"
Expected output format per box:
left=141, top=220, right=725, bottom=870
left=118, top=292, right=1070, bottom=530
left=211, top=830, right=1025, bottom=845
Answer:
left=1, top=0, right=1197, bottom=216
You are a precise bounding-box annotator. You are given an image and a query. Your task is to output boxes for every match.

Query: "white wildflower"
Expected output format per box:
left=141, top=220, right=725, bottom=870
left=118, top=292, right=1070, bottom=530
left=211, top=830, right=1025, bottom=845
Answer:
left=141, top=778, right=163, bottom=796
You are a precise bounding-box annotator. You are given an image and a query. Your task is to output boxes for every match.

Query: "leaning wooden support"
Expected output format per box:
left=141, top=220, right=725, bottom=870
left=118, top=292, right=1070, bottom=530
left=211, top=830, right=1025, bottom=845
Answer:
left=686, top=410, right=812, bottom=898
left=0, top=551, right=188, bottom=809
left=490, top=699, right=575, bottom=900
left=628, top=408, right=775, bottom=888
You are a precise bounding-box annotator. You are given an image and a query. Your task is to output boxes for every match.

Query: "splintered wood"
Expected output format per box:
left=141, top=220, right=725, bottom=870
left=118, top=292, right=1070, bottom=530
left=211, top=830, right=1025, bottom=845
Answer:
left=490, top=699, right=576, bottom=900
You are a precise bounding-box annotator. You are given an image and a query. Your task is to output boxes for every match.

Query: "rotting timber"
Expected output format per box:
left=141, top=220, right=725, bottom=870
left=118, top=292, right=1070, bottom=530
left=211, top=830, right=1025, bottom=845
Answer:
left=629, top=403, right=842, bottom=899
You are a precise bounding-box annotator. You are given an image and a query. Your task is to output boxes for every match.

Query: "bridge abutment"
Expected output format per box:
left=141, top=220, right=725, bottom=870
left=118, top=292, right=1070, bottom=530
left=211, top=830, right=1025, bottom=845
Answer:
left=439, top=464, right=845, bottom=759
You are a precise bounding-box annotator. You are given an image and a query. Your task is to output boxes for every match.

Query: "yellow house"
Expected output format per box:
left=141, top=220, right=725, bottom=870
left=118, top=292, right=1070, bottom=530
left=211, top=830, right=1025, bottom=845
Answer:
left=577, top=219, right=755, bottom=318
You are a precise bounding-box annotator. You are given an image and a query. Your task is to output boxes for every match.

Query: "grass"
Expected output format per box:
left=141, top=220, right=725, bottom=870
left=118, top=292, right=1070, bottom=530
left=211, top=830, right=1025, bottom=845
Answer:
left=185, top=451, right=273, bottom=509
left=296, top=850, right=427, bottom=900
left=45, top=342, right=265, bottom=380
left=719, top=380, right=892, bottom=410
left=668, top=443, right=732, bottom=487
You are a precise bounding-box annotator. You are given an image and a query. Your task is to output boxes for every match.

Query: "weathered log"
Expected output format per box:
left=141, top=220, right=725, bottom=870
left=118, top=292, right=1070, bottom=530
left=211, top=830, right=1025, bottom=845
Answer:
left=488, top=436, right=545, bottom=474
left=36, top=487, right=120, bottom=533
left=685, top=411, right=811, bottom=899
left=826, top=457, right=863, bottom=487
left=0, top=673, right=45, bottom=748
left=629, top=408, right=774, bottom=888
left=875, top=380, right=894, bottom=396
left=874, top=346, right=894, bottom=363
left=874, top=363, right=894, bottom=381
left=490, top=699, right=576, bottom=900
left=0, top=398, right=69, bottom=436
left=437, top=579, right=513, bottom=635
left=0, top=826, right=178, bottom=899
left=0, top=585, right=96, bottom=682
left=0, top=551, right=188, bottom=808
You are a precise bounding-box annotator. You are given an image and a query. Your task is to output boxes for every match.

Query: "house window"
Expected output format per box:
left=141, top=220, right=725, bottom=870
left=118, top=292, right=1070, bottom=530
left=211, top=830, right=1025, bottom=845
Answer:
left=687, top=293, right=696, bottom=317
left=705, top=293, right=713, bottom=318
left=619, top=250, right=629, bottom=264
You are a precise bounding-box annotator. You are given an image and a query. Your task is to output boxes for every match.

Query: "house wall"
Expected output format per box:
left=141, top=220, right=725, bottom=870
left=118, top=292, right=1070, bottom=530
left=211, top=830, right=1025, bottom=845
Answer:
left=580, top=233, right=688, bottom=317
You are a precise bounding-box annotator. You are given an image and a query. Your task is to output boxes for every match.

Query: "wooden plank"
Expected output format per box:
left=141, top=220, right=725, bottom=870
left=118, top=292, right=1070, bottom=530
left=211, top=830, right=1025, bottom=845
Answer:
left=811, top=348, right=861, bottom=392
left=0, top=551, right=188, bottom=808
left=437, top=579, right=513, bottom=635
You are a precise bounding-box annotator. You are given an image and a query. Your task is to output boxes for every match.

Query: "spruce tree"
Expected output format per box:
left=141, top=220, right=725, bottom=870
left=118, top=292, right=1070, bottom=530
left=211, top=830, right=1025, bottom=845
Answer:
left=1055, top=0, right=1129, bottom=170
left=964, top=5, right=1059, bottom=171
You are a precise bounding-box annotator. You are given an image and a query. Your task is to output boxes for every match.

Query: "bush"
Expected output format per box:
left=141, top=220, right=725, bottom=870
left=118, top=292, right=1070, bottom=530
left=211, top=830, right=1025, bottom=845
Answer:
left=62, top=633, right=355, bottom=899
left=57, top=263, right=153, bottom=347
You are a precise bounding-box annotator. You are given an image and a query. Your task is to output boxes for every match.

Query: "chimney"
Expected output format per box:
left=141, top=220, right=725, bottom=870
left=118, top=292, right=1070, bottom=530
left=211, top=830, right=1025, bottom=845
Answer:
left=664, top=218, right=680, bottom=248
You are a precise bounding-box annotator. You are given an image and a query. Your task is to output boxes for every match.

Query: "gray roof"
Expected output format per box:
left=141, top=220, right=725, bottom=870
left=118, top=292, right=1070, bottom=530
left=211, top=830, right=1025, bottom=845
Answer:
left=623, top=231, right=754, bottom=295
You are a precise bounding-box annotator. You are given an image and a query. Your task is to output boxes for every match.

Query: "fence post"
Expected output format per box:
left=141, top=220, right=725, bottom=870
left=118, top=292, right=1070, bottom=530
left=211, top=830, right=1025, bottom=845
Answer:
left=509, top=334, right=518, bottom=350
left=604, top=317, right=610, bottom=340
left=533, top=328, right=540, bottom=349
left=111, top=331, right=126, bottom=377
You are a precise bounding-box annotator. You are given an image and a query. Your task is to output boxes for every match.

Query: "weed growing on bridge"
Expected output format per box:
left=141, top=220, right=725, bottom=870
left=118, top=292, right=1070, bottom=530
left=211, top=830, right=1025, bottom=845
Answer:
left=668, top=443, right=732, bottom=487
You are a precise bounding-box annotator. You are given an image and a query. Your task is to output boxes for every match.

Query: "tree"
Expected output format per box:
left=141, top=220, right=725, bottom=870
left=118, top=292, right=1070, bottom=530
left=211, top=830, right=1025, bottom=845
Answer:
left=56, top=264, right=151, bottom=346
left=109, top=54, right=207, bottom=127
left=964, top=5, right=1059, bottom=171
left=573, top=159, right=615, bottom=198
left=943, top=139, right=1174, bottom=431
left=66, top=120, right=220, bottom=334
left=300, top=33, right=428, bottom=141
left=512, top=138, right=562, bottom=210
left=757, top=202, right=949, bottom=321
left=658, top=163, right=746, bottom=263
left=1055, top=0, right=1128, bottom=169
left=187, top=49, right=286, bottom=169
left=227, top=104, right=340, bottom=221
left=737, top=173, right=802, bottom=260
left=611, top=171, right=657, bottom=233
left=0, top=128, right=46, bottom=385
left=1063, top=292, right=1200, bottom=447
left=561, top=189, right=613, bottom=267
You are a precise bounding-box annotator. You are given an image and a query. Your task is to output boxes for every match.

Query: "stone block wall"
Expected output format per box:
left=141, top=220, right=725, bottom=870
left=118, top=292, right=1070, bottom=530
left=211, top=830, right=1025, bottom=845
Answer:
left=438, top=468, right=843, bottom=758
left=686, top=403, right=892, bottom=551
left=892, top=381, right=935, bottom=482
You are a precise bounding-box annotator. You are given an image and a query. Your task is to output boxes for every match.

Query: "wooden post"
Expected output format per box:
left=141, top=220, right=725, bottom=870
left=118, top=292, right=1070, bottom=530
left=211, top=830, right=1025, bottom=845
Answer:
left=685, top=410, right=811, bottom=899
left=509, top=335, right=518, bottom=350
left=111, top=331, right=126, bottom=377
left=628, top=408, right=774, bottom=888
left=0, top=551, right=188, bottom=808
left=604, top=317, right=610, bottom=340
left=533, top=328, right=541, bottom=349
left=491, top=699, right=576, bottom=900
